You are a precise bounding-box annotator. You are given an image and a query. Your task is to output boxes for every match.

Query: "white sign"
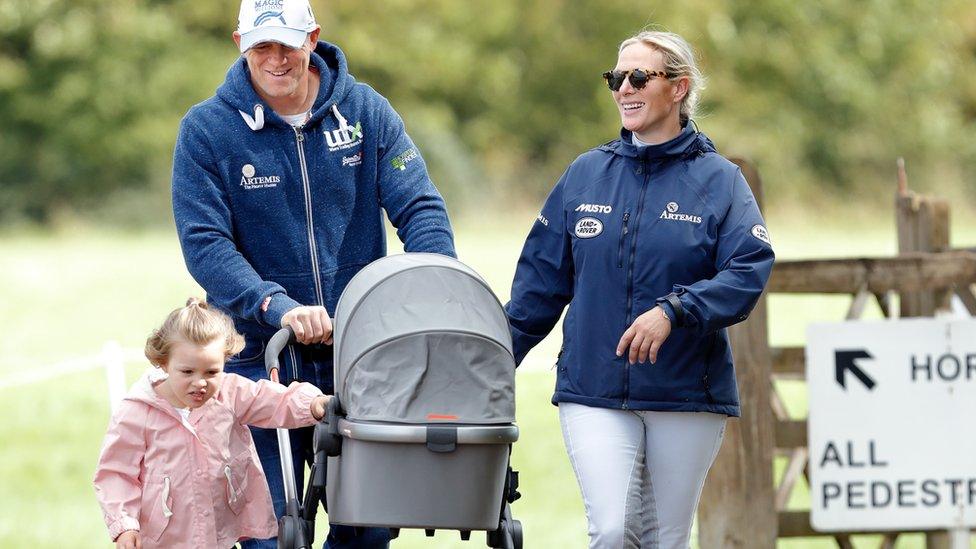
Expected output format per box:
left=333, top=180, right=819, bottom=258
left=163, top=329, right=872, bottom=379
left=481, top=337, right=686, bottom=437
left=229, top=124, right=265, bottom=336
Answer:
left=806, top=318, right=976, bottom=532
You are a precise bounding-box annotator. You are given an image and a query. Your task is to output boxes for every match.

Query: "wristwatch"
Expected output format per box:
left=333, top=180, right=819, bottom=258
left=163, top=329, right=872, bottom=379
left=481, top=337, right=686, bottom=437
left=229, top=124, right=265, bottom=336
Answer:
left=660, top=308, right=670, bottom=322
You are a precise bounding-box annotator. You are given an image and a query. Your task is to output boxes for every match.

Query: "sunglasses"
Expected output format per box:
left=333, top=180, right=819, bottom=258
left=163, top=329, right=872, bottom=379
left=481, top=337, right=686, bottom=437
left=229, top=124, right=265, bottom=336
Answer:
left=602, top=69, right=672, bottom=91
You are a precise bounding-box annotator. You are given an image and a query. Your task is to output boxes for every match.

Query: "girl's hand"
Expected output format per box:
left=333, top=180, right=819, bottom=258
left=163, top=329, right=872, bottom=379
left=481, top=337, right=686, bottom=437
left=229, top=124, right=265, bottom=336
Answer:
left=115, top=530, right=141, bottom=549
left=311, top=395, right=330, bottom=420
left=616, top=306, right=672, bottom=365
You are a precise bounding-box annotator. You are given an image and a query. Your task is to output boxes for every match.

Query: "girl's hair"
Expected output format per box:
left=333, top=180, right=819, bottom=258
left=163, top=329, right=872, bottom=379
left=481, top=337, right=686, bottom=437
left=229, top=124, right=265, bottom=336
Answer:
left=144, top=298, right=245, bottom=367
left=618, top=30, right=705, bottom=125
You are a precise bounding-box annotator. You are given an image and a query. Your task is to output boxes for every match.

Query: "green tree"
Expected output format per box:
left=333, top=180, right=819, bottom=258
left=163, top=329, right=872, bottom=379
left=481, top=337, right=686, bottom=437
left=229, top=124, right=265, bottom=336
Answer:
left=2, top=0, right=975, bottom=223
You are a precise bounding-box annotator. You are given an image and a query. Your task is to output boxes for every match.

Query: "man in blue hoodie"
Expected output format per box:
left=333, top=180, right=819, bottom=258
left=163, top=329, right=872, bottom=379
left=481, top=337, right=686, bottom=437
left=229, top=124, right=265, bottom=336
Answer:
left=171, top=1, right=455, bottom=547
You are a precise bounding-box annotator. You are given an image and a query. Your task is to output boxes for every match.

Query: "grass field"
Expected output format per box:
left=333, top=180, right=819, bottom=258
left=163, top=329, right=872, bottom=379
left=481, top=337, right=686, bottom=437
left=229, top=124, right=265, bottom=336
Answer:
left=1, top=209, right=975, bottom=548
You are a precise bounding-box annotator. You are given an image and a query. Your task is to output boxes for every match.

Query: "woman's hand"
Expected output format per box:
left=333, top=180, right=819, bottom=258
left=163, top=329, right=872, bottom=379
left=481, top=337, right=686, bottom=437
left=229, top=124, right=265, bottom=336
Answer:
left=311, top=395, right=331, bottom=420
left=115, top=530, right=141, bottom=549
left=616, top=306, right=672, bottom=365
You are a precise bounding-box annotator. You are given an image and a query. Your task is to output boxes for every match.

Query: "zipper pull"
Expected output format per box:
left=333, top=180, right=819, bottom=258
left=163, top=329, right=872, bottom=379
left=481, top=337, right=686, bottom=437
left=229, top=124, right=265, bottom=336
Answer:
left=622, top=212, right=630, bottom=235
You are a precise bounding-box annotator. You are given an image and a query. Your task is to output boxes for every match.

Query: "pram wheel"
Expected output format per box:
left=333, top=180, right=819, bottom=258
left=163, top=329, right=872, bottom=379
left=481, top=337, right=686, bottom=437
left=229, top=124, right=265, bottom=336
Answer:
left=486, top=517, right=521, bottom=549
left=510, top=519, right=522, bottom=549
left=277, top=516, right=296, bottom=549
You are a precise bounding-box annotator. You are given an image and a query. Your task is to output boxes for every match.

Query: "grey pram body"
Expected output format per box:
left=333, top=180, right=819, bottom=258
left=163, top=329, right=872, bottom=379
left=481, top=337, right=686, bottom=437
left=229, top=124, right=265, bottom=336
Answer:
left=266, top=253, right=522, bottom=548
left=328, top=253, right=519, bottom=531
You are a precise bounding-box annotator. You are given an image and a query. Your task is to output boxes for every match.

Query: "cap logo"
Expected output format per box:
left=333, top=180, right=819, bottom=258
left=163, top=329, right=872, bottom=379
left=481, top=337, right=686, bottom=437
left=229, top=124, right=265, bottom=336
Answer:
left=254, top=11, right=286, bottom=27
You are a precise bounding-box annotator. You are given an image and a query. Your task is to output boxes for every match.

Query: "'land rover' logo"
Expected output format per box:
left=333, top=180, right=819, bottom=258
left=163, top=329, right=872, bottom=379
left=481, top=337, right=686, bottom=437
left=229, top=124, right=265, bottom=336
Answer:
left=574, top=217, right=603, bottom=239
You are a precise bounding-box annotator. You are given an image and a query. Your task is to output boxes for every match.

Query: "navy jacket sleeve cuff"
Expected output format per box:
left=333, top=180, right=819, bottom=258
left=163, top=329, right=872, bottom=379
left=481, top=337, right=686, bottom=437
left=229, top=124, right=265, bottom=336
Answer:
left=656, top=293, right=684, bottom=328
left=262, top=293, right=303, bottom=328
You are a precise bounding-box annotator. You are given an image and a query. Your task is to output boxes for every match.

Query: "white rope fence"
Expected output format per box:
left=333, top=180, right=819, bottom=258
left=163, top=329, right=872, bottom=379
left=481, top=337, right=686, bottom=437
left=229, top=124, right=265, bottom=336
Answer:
left=0, top=342, right=144, bottom=412
left=0, top=341, right=556, bottom=411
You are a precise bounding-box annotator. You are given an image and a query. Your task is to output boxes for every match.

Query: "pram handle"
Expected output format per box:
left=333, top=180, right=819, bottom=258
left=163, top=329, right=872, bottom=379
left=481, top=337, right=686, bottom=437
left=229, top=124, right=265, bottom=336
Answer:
left=264, top=318, right=339, bottom=379
left=264, top=326, right=297, bottom=378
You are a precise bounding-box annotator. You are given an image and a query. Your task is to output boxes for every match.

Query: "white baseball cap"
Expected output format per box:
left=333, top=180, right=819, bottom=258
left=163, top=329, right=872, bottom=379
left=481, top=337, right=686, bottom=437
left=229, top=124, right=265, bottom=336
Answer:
left=237, top=0, right=318, bottom=52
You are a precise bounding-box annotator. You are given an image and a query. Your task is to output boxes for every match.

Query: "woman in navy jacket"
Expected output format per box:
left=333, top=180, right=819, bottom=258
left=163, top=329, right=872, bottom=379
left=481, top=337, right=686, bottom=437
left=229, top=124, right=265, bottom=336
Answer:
left=506, top=30, right=774, bottom=548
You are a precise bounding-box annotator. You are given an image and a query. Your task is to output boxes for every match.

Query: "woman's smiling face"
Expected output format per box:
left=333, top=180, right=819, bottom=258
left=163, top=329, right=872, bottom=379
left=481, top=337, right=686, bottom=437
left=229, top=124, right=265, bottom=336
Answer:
left=611, top=43, right=687, bottom=143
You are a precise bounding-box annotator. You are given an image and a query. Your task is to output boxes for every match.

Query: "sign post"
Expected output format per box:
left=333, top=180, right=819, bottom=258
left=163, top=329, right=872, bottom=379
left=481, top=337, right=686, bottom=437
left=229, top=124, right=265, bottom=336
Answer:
left=806, top=318, right=976, bottom=545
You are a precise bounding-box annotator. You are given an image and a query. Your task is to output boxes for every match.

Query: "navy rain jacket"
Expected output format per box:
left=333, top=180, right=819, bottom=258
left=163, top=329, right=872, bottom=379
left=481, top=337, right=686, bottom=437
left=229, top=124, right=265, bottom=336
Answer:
left=506, top=124, right=774, bottom=416
left=173, top=41, right=455, bottom=345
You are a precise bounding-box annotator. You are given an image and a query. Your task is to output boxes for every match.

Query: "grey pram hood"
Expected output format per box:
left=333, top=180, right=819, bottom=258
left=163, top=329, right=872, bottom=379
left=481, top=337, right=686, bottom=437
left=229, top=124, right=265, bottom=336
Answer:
left=333, top=253, right=515, bottom=424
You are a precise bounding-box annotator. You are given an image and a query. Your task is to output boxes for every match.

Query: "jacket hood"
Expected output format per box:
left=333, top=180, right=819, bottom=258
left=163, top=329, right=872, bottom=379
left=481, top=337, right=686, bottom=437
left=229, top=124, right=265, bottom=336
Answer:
left=608, top=121, right=717, bottom=161
left=216, top=40, right=355, bottom=130
left=124, top=368, right=178, bottom=412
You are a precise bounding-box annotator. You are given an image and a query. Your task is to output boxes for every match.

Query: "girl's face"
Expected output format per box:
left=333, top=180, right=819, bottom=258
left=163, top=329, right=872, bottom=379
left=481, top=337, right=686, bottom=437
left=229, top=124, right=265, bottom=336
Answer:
left=158, top=338, right=225, bottom=409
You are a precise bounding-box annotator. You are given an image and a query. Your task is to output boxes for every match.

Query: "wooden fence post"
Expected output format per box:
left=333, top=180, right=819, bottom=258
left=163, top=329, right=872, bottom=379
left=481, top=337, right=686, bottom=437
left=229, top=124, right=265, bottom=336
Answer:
left=698, top=159, right=777, bottom=548
left=895, top=159, right=962, bottom=548
left=896, top=158, right=951, bottom=318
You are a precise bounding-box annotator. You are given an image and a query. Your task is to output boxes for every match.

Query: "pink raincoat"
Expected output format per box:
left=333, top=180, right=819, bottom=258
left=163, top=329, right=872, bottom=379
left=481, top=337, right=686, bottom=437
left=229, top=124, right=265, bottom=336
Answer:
left=94, top=370, right=322, bottom=548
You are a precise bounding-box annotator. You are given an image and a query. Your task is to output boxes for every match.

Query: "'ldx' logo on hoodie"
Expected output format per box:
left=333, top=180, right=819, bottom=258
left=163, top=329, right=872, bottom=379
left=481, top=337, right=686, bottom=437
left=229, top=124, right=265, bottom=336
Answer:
left=324, top=122, right=364, bottom=152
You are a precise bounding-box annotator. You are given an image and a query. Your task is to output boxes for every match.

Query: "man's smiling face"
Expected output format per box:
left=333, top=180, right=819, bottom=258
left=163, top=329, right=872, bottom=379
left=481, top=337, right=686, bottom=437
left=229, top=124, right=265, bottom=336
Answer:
left=235, top=27, right=319, bottom=103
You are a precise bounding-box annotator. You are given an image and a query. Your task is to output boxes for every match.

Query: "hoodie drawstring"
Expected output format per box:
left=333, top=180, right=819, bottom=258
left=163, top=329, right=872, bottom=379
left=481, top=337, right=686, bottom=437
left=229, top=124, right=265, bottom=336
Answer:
left=331, top=104, right=349, bottom=133
left=239, top=102, right=347, bottom=133
left=224, top=465, right=238, bottom=505
left=239, top=104, right=265, bottom=131
left=161, top=476, right=173, bottom=518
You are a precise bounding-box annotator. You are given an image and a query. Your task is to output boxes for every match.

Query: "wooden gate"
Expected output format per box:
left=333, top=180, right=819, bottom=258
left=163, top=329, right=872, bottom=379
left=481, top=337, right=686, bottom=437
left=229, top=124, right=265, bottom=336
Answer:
left=698, top=159, right=976, bottom=548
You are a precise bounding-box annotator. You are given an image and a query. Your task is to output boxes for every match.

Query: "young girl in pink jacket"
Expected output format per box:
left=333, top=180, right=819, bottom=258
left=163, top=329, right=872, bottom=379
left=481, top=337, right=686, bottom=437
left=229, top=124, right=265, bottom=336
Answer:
left=94, top=299, right=329, bottom=549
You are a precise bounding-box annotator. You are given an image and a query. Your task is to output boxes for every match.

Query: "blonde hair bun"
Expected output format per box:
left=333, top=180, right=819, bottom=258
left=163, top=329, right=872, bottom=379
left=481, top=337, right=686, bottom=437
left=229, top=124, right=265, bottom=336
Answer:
left=145, top=298, right=245, bottom=367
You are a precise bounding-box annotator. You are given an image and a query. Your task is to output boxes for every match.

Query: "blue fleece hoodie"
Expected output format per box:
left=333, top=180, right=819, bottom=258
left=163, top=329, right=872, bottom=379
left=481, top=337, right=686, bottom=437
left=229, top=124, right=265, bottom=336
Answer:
left=172, top=41, right=455, bottom=342
left=506, top=124, right=774, bottom=416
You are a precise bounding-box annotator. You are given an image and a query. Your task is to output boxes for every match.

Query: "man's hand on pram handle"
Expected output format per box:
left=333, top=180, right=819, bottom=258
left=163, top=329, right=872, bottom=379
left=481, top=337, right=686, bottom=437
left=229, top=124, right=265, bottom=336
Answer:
left=311, top=395, right=331, bottom=421
left=281, top=305, right=333, bottom=345
left=114, top=529, right=140, bottom=548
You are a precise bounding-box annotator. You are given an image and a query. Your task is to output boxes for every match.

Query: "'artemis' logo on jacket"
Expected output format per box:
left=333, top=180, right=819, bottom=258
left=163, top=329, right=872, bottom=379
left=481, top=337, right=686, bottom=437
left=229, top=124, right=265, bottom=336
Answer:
left=240, top=164, right=281, bottom=190
left=324, top=122, right=364, bottom=152
left=659, top=201, right=702, bottom=224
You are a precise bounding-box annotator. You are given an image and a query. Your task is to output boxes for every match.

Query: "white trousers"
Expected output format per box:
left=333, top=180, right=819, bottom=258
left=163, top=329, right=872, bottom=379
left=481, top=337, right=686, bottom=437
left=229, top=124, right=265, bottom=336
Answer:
left=559, top=402, right=727, bottom=549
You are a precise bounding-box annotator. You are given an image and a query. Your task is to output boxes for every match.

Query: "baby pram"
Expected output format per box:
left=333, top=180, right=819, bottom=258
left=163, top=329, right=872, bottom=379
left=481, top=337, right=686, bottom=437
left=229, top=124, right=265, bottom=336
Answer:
left=265, top=253, right=522, bottom=549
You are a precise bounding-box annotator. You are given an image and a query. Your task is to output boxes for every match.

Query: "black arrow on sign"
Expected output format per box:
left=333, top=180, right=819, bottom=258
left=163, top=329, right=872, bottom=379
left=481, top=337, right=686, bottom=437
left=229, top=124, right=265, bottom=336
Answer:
left=835, top=349, right=876, bottom=390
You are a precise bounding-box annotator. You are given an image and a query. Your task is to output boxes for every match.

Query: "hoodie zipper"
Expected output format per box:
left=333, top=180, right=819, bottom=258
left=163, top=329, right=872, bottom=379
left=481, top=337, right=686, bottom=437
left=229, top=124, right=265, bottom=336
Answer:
left=293, top=127, right=326, bottom=308
left=616, top=212, right=630, bottom=268
left=623, top=160, right=650, bottom=409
